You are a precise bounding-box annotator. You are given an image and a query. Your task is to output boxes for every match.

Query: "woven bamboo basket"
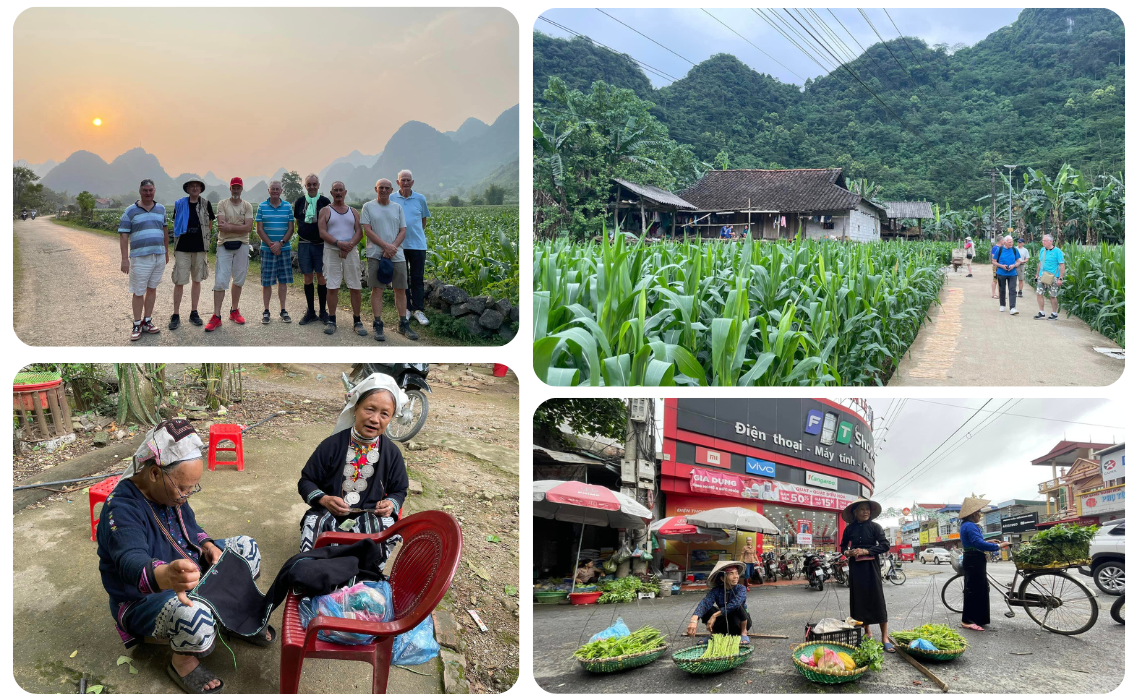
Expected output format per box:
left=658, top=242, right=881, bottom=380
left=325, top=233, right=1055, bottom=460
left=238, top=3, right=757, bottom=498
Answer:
left=894, top=641, right=966, bottom=661
left=791, top=641, right=869, bottom=684
left=576, top=645, right=667, bottom=674
left=672, top=644, right=754, bottom=675
left=1013, top=558, right=1090, bottom=571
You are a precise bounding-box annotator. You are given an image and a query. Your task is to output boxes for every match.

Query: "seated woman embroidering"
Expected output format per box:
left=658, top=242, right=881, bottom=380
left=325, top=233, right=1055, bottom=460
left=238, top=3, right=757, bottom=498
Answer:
left=96, top=419, right=273, bottom=694
left=297, top=373, right=410, bottom=555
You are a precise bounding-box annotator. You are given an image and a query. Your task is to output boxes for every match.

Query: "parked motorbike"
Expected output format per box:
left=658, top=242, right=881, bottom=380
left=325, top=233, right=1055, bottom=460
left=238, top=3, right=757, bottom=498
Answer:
left=345, top=363, right=431, bottom=441
left=763, top=551, right=780, bottom=583
left=881, top=553, right=907, bottom=585
left=20, top=210, right=28, bottom=221
left=803, top=552, right=826, bottom=591
left=830, top=552, right=850, bottom=586
left=1110, top=589, right=1124, bottom=625
left=778, top=553, right=794, bottom=580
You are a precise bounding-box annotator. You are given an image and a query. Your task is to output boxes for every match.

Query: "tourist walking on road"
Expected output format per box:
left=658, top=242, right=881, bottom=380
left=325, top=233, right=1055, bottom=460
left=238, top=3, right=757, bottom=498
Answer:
left=293, top=174, right=331, bottom=326
left=990, top=239, right=1002, bottom=298
left=361, top=178, right=418, bottom=341
left=255, top=180, right=295, bottom=324
left=993, top=235, right=1022, bottom=314
left=963, top=236, right=975, bottom=276
left=739, top=536, right=758, bottom=589
left=318, top=181, right=365, bottom=336
left=169, top=179, right=215, bottom=330
left=957, top=497, right=1009, bottom=631
left=840, top=498, right=895, bottom=652
left=1016, top=238, right=1030, bottom=297
left=208, top=178, right=254, bottom=332
left=1034, top=234, right=1066, bottom=321
left=118, top=179, right=168, bottom=341
left=686, top=561, right=753, bottom=645
left=392, top=170, right=431, bottom=328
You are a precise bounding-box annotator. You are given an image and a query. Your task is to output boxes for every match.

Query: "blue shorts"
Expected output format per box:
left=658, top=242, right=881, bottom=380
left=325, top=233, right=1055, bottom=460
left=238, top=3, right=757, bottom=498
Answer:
left=297, top=241, right=324, bottom=276
left=260, top=245, right=294, bottom=286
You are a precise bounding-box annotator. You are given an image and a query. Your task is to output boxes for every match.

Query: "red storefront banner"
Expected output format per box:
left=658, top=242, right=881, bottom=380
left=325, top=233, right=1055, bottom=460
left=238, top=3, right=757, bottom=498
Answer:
left=688, top=468, right=860, bottom=511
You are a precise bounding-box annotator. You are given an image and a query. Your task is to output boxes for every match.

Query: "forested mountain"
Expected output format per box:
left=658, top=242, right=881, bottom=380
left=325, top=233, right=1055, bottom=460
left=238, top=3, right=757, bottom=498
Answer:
left=534, top=8, right=1124, bottom=207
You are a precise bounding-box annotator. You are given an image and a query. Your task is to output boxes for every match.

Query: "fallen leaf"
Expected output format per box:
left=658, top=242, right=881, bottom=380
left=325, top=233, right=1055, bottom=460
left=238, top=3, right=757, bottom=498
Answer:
left=129, top=664, right=138, bottom=674
left=504, top=585, right=517, bottom=596
left=116, top=656, right=132, bottom=667
left=69, top=650, right=77, bottom=658
left=88, top=686, right=104, bottom=694
left=486, top=534, right=501, bottom=543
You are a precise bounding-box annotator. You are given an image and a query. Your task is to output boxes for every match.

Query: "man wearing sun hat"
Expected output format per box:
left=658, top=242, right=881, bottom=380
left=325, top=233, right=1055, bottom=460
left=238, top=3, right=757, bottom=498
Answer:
left=958, top=496, right=1008, bottom=631
left=685, top=560, right=753, bottom=644
left=169, top=178, right=216, bottom=330
left=208, top=177, right=254, bottom=332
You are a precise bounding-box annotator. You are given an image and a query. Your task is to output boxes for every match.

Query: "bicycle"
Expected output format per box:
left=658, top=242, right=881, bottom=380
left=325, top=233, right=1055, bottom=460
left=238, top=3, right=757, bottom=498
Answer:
left=940, top=560, right=1099, bottom=635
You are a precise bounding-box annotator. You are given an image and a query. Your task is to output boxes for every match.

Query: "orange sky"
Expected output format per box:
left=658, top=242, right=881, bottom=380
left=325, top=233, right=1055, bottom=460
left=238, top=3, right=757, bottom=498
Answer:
left=13, top=7, right=518, bottom=176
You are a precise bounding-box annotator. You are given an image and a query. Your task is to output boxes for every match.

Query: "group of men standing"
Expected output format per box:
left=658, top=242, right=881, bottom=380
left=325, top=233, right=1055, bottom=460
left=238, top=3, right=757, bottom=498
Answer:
left=117, top=172, right=431, bottom=342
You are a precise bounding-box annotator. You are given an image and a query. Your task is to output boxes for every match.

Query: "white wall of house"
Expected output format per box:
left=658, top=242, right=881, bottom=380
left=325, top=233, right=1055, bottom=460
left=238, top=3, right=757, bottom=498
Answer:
left=850, top=200, right=882, bottom=242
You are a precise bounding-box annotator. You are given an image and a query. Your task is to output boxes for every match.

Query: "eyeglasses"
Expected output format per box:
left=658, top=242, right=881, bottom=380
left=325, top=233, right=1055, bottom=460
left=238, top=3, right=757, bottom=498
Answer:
left=161, top=469, right=202, bottom=500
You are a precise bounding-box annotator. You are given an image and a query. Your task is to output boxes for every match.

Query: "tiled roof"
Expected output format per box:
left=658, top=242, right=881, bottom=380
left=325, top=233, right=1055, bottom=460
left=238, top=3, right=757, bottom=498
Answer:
left=883, top=201, right=934, bottom=219
left=1030, top=441, right=1113, bottom=465
left=613, top=178, right=696, bottom=210
left=678, top=168, right=864, bottom=212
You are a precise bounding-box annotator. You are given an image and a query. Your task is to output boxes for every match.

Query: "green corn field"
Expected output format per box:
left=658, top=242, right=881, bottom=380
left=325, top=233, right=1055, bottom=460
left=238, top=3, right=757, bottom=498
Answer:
left=1058, top=244, right=1125, bottom=346
left=427, top=206, right=520, bottom=299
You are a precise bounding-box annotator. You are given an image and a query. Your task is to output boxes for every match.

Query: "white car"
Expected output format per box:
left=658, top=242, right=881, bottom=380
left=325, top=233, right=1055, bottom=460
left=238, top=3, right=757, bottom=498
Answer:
left=1080, top=519, right=1124, bottom=595
left=919, top=548, right=953, bottom=565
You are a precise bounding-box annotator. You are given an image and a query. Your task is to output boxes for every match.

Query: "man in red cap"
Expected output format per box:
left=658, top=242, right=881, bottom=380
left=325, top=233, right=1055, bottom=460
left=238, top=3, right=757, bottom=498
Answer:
left=206, top=177, right=254, bottom=332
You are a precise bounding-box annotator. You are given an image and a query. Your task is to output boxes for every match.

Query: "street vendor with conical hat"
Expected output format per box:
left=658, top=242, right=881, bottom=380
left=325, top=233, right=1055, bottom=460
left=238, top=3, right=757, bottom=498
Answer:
left=840, top=497, right=895, bottom=651
left=685, top=560, right=753, bottom=644
left=957, top=496, right=1009, bottom=631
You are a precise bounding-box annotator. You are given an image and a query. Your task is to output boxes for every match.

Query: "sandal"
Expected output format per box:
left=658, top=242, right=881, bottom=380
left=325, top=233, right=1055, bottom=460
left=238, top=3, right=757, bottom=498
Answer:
left=883, top=642, right=896, bottom=653
left=961, top=623, right=985, bottom=631
left=226, top=624, right=276, bottom=648
left=167, top=661, right=225, bottom=693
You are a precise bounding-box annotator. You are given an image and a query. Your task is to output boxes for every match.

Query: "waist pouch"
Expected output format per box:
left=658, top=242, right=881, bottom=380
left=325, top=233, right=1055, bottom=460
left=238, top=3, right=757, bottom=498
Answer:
left=223, top=240, right=244, bottom=251
left=1039, top=271, right=1056, bottom=286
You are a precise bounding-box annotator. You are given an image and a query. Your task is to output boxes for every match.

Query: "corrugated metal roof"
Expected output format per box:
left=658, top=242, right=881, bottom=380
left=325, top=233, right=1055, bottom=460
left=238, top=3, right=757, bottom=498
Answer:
left=613, top=178, right=696, bottom=210
left=678, top=168, right=864, bottom=212
left=883, top=201, right=935, bottom=219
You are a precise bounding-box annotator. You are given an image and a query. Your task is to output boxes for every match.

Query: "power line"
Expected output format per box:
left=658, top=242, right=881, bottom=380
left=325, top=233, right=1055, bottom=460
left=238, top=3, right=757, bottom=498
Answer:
left=700, top=8, right=804, bottom=81
left=882, top=8, right=928, bottom=75
left=857, top=8, right=924, bottom=91
left=751, top=8, right=836, bottom=74
left=596, top=8, right=696, bottom=66
left=536, top=16, right=682, bottom=83
left=822, top=9, right=906, bottom=93
left=906, top=399, right=1126, bottom=429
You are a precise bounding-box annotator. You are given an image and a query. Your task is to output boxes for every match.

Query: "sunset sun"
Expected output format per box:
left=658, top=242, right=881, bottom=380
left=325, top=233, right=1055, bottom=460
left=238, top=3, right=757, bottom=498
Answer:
left=92, top=118, right=102, bottom=126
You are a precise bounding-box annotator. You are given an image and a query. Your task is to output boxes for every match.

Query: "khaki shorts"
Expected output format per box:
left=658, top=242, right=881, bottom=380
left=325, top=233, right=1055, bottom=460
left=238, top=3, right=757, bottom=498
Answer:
left=323, top=245, right=362, bottom=290
left=367, top=258, right=408, bottom=290
left=172, top=251, right=209, bottom=285
left=213, top=243, right=250, bottom=290
left=128, top=253, right=166, bottom=296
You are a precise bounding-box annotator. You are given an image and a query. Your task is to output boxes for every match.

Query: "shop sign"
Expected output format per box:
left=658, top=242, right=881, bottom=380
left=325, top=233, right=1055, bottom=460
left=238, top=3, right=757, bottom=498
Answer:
left=797, top=532, right=813, bottom=545
left=689, top=467, right=744, bottom=497
left=687, top=469, right=859, bottom=510
left=1101, top=448, right=1125, bottom=483
left=745, top=457, right=776, bottom=477
left=805, top=410, right=824, bottom=435
left=1079, top=486, right=1125, bottom=515
left=1001, top=512, right=1039, bottom=533
left=696, top=446, right=731, bottom=469
left=919, top=530, right=929, bottom=544
left=948, top=533, right=960, bottom=540
left=901, top=521, right=921, bottom=532
left=806, top=471, right=838, bottom=490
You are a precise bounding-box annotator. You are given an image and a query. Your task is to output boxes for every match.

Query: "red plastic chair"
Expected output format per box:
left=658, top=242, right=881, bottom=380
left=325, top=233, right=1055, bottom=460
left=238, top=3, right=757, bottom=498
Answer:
left=207, top=423, right=244, bottom=471
left=88, top=476, right=120, bottom=541
left=279, top=510, right=463, bottom=694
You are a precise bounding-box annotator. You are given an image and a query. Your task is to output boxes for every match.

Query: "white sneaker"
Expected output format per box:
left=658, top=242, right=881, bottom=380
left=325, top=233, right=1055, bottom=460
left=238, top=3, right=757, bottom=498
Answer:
left=999, top=306, right=1006, bottom=312
left=413, top=310, right=429, bottom=326
left=1009, top=308, right=1020, bottom=315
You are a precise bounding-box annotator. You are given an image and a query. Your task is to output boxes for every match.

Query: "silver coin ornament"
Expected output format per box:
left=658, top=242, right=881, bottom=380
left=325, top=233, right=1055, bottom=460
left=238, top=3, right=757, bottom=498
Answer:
left=367, top=449, right=379, bottom=464
left=361, top=464, right=375, bottom=479
left=344, top=491, right=361, bottom=506
left=343, top=463, right=356, bottom=477
left=346, top=449, right=356, bottom=463
left=353, top=478, right=369, bottom=492
left=342, top=479, right=355, bottom=492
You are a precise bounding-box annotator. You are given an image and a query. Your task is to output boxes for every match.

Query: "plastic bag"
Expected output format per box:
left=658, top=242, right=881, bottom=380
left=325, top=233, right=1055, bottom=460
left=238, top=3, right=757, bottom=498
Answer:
left=298, top=581, right=393, bottom=646
left=812, top=618, right=849, bottom=634
left=392, top=615, right=440, bottom=665
left=589, top=617, right=630, bottom=643
left=909, top=638, right=938, bottom=652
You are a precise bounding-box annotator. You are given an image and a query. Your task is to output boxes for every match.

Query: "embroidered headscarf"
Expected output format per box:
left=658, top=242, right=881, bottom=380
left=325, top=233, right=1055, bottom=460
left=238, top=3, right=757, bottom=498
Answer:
left=115, top=418, right=205, bottom=488
left=334, top=373, right=407, bottom=435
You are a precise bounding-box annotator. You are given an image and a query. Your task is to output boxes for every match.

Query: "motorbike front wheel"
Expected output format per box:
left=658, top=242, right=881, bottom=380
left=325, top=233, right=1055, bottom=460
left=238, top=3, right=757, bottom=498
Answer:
left=889, top=570, right=907, bottom=586
left=1110, top=595, right=1124, bottom=625
left=386, top=388, right=429, bottom=441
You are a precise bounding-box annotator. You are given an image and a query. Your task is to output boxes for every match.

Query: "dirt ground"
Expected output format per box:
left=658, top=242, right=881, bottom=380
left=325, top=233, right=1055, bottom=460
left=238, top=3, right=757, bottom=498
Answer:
left=12, top=363, right=519, bottom=694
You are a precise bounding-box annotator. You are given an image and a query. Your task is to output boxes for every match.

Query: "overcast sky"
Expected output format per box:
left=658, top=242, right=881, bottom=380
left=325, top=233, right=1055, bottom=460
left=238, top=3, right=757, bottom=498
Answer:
left=14, top=7, right=518, bottom=176
left=536, top=7, right=1024, bottom=87
left=865, top=398, right=1124, bottom=527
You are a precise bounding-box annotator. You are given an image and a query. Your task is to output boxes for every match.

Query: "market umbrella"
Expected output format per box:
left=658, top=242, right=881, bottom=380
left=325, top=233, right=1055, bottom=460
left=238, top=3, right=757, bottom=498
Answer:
left=685, top=506, right=779, bottom=562
left=533, top=480, right=652, bottom=580
left=650, top=516, right=730, bottom=586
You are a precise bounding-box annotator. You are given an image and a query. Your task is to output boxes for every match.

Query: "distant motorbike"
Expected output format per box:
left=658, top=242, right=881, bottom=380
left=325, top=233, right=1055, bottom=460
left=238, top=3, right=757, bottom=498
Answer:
left=881, top=553, right=907, bottom=585
left=803, top=552, right=827, bottom=591
left=830, top=552, right=850, bottom=586
left=762, top=551, right=780, bottom=583
left=345, top=363, right=431, bottom=441
left=20, top=211, right=28, bottom=221
left=778, top=553, right=794, bottom=580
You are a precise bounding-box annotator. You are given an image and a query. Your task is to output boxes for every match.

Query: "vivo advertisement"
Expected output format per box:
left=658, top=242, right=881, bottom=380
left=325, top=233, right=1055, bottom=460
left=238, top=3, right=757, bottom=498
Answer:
left=675, top=399, right=876, bottom=482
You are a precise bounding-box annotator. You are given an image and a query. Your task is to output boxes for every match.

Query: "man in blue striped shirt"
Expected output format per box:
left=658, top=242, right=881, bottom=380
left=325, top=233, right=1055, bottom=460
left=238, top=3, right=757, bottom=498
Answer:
left=255, top=180, right=295, bottom=324
left=118, top=179, right=169, bottom=341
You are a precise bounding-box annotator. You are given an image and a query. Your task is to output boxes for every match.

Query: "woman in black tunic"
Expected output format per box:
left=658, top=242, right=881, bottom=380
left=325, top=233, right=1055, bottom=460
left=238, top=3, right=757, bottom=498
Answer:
left=840, top=498, right=895, bottom=651
left=297, top=374, right=409, bottom=555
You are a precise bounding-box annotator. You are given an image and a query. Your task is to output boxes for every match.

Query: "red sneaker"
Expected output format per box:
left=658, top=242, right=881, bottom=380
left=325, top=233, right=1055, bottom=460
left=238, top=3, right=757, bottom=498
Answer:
left=229, top=309, right=246, bottom=324
left=205, top=315, right=222, bottom=332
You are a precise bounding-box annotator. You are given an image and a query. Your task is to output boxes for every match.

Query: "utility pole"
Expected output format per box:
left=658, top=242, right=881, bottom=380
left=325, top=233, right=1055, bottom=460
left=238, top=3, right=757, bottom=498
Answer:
left=1003, top=164, right=1018, bottom=235
left=989, top=170, right=999, bottom=241
left=622, top=398, right=657, bottom=573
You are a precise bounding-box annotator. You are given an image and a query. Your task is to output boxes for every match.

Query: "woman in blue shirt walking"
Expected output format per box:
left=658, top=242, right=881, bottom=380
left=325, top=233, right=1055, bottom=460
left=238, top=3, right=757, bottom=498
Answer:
left=957, top=497, right=1010, bottom=631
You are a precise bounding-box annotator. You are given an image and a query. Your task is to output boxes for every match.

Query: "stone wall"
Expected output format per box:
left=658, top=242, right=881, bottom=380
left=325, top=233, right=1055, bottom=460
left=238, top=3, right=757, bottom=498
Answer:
left=424, top=279, right=519, bottom=341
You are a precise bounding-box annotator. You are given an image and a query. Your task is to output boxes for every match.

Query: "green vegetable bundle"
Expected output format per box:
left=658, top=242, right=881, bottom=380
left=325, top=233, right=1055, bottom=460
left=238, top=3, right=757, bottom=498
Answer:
left=1011, top=523, right=1099, bottom=567
left=700, top=634, right=741, bottom=659
left=852, top=636, right=884, bottom=672
left=573, top=627, right=665, bottom=659
left=889, top=624, right=968, bottom=651
left=596, top=576, right=659, bottom=603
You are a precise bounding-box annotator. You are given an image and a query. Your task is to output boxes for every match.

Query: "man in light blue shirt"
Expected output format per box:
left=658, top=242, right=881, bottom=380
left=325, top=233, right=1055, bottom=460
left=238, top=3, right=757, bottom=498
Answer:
left=392, top=169, right=431, bottom=327
left=1034, top=234, right=1066, bottom=321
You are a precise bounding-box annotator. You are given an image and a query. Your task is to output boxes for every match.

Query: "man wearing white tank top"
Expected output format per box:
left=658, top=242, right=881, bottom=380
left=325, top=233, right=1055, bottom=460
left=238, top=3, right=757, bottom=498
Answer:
left=316, top=181, right=366, bottom=336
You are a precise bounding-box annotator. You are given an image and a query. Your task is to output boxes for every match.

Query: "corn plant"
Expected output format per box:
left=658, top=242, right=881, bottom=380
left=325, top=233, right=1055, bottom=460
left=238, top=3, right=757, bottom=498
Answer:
left=1058, top=244, right=1125, bottom=346
left=426, top=206, right=519, bottom=298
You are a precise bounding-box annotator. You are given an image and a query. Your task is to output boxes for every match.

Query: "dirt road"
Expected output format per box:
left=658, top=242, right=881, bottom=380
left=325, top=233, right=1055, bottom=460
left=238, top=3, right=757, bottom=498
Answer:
left=14, top=217, right=433, bottom=346
left=890, top=267, right=1124, bottom=386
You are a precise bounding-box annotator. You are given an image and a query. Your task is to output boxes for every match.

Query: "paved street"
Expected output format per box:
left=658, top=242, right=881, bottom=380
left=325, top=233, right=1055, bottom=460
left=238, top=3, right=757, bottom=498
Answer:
left=533, top=561, right=1123, bottom=693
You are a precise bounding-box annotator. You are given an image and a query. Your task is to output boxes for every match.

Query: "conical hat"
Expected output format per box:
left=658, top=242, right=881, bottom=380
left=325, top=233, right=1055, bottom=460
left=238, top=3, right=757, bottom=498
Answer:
left=706, top=560, right=746, bottom=588
left=841, top=497, right=882, bottom=524
left=959, top=497, right=990, bottom=519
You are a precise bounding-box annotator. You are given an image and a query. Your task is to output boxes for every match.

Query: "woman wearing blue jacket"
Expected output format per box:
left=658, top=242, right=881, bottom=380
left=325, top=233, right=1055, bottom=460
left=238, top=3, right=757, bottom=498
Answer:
left=958, top=497, right=1010, bottom=631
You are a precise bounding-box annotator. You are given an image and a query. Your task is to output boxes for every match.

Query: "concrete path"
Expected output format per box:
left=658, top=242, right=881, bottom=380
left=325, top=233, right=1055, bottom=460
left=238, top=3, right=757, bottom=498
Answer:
left=533, top=561, right=1123, bottom=694
left=890, top=267, right=1124, bottom=386
left=14, top=216, right=432, bottom=346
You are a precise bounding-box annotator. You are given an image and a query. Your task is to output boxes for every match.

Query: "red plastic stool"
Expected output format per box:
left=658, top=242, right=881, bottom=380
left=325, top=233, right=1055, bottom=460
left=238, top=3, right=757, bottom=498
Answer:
left=88, top=476, right=120, bottom=541
left=207, top=423, right=245, bottom=471
left=492, top=363, right=509, bottom=377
